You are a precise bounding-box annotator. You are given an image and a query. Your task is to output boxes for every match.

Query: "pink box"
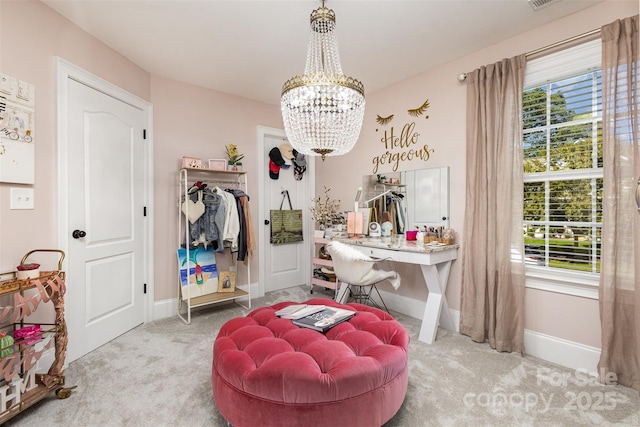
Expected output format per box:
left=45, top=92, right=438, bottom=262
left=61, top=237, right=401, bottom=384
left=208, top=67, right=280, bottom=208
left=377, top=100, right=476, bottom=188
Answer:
left=14, top=325, right=41, bottom=345
left=406, top=230, right=417, bottom=241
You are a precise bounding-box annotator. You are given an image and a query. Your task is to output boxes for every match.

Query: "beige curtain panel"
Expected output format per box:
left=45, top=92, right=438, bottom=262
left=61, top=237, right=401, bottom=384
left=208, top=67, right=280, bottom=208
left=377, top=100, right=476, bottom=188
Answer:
left=459, top=55, right=527, bottom=354
left=598, top=15, right=640, bottom=391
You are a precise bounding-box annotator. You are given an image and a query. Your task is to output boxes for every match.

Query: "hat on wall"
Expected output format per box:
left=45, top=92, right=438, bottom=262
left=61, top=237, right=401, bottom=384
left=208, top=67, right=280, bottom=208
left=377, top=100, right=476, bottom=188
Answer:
left=269, top=147, right=285, bottom=167
left=292, top=149, right=306, bottom=167
left=279, top=143, right=295, bottom=160
left=269, top=147, right=287, bottom=180
left=292, top=149, right=306, bottom=180
left=269, top=159, right=280, bottom=179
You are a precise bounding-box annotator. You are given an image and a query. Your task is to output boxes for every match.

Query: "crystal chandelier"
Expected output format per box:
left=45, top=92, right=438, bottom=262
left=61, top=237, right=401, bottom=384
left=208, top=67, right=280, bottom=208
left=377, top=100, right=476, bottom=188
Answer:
left=281, top=0, right=365, bottom=161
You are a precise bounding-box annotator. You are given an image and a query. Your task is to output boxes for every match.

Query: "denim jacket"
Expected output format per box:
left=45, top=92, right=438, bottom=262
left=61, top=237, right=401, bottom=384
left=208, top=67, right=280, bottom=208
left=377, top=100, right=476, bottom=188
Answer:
left=189, top=188, right=226, bottom=252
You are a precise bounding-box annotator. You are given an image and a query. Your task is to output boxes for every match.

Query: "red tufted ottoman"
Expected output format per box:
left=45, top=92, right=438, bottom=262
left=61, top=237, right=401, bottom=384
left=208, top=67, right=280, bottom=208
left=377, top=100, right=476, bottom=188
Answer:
left=212, top=298, right=409, bottom=427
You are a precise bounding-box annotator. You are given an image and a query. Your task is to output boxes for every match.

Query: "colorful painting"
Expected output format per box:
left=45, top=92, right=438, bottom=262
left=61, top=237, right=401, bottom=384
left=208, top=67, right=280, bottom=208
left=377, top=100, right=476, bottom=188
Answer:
left=177, top=246, right=218, bottom=300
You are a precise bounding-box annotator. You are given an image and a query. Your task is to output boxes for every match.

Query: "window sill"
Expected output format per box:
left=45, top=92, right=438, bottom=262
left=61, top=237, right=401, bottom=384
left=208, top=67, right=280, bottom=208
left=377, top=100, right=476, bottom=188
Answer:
left=525, top=266, right=599, bottom=300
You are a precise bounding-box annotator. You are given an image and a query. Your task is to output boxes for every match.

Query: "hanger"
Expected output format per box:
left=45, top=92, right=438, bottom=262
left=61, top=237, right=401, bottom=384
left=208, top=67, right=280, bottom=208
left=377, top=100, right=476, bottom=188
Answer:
left=188, top=181, right=207, bottom=194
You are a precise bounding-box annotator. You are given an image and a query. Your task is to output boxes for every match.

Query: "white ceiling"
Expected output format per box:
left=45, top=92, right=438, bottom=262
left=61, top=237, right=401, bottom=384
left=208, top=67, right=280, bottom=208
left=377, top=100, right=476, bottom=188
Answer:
left=41, top=0, right=604, bottom=106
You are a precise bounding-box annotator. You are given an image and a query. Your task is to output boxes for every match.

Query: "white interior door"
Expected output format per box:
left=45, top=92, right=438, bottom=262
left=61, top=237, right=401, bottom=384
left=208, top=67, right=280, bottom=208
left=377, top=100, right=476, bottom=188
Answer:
left=65, top=78, right=146, bottom=362
left=259, top=129, right=312, bottom=293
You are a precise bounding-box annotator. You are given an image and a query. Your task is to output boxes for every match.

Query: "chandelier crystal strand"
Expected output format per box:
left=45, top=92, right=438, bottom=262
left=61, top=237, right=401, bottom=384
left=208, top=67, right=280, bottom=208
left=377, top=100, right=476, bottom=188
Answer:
left=281, top=1, right=365, bottom=161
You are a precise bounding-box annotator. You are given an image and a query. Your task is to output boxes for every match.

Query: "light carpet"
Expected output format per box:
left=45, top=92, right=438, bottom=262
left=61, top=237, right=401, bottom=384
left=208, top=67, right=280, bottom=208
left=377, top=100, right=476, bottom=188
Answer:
left=4, top=285, right=640, bottom=426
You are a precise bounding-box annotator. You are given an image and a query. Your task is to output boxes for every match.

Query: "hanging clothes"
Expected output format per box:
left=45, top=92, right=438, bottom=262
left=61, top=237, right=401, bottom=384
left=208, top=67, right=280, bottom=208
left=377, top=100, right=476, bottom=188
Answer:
left=187, top=188, right=226, bottom=252
left=214, top=186, right=240, bottom=250
left=226, top=189, right=255, bottom=261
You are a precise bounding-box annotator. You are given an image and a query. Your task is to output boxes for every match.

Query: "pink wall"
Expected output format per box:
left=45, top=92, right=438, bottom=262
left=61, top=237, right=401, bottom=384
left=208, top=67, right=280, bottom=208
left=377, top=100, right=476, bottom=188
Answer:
left=151, top=75, right=281, bottom=300
left=316, top=0, right=637, bottom=348
left=0, top=0, right=150, bottom=270
left=0, top=1, right=282, bottom=303
left=2, top=0, right=635, bottom=349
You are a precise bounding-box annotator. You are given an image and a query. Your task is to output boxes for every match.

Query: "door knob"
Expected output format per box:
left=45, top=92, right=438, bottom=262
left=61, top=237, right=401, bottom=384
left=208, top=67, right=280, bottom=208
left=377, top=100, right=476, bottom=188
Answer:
left=264, top=219, right=270, bottom=225
left=72, top=229, right=86, bottom=239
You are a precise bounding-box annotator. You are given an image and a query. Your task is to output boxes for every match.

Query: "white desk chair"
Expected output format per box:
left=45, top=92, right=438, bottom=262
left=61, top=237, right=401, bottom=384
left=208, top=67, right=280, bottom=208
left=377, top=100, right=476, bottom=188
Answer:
left=326, top=241, right=400, bottom=313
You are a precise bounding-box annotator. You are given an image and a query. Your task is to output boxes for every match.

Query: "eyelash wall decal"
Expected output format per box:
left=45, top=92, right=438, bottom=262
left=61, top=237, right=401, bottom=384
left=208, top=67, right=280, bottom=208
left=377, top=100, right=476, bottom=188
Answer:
left=375, top=114, right=394, bottom=126
left=408, top=100, right=430, bottom=117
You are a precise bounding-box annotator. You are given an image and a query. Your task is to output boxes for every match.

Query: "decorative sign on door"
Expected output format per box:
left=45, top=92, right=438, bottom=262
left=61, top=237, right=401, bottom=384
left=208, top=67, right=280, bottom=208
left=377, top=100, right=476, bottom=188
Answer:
left=0, top=73, right=35, bottom=184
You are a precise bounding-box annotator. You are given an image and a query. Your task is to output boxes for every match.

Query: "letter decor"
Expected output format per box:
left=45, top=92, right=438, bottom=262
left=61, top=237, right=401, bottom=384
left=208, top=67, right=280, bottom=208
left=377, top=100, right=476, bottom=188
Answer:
left=0, top=273, right=66, bottom=325
left=371, top=99, right=435, bottom=174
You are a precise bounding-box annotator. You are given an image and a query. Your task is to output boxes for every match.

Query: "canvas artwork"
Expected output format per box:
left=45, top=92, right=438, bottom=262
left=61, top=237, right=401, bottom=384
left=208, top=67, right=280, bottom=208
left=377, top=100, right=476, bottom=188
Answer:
left=177, top=246, right=218, bottom=300
left=0, top=74, right=35, bottom=184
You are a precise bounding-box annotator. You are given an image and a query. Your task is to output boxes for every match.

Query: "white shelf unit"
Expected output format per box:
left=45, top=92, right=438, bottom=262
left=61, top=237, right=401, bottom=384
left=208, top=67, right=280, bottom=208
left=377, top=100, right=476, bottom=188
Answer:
left=311, top=237, right=338, bottom=295
left=178, top=167, right=251, bottom=324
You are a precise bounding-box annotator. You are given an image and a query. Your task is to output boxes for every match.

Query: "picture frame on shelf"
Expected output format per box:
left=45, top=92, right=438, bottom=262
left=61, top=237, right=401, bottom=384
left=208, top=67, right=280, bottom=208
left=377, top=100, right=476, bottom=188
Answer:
left=208, top=159, right=227, bottom=171
left=218, top=271, right=236, bottom=293
left=182, top=156, right=202, bottom=168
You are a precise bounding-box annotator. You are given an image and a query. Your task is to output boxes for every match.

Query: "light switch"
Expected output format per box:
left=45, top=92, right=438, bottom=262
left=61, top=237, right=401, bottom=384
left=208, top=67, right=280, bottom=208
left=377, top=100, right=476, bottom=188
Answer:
left=10, top=188, right=34, bottom=210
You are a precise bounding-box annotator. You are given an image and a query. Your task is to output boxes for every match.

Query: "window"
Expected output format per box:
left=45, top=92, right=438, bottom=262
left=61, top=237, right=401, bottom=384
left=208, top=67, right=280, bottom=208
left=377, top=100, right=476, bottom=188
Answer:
left=522, top=40, right=602, bottom=295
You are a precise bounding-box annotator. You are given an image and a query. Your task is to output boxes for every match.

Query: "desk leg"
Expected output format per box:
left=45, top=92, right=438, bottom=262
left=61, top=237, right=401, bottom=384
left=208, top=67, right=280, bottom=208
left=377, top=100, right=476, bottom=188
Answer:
left=419, top=261, right=454, bottom=344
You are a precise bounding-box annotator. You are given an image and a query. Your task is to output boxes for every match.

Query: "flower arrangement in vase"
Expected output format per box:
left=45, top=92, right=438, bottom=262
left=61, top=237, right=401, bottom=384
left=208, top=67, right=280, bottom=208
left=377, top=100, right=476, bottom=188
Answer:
left=310, top=186, right=341, bottom=237
left=225, top=144, right=244, bottom=171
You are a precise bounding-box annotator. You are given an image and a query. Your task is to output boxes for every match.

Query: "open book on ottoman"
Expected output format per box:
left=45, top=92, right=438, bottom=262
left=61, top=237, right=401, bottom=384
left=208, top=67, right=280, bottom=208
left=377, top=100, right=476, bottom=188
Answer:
left=275, top=304, right=327, bottom=319
left=292, top=307, right=356, bottom=332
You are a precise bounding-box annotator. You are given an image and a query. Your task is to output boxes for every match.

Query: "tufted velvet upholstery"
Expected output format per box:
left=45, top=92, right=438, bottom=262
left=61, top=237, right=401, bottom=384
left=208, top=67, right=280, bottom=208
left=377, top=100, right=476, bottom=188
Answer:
left=213, top=298, right=409, bottom=427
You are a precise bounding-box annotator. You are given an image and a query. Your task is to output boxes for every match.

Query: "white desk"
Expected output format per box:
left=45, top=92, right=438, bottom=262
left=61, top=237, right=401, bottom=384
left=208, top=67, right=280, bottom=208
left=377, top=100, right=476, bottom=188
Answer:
left=336, top=236, right=459, bottom=344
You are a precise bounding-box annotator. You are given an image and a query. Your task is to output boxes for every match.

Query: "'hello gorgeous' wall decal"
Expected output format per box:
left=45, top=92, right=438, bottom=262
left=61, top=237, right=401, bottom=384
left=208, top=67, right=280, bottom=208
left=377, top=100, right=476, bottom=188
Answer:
left=371, top=99, right=434, bottom=174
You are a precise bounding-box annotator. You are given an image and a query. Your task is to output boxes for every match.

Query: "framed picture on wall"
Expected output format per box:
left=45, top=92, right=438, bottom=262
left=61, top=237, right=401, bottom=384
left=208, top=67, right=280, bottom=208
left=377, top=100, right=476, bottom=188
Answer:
left=208, top=159, right=227, bottom=171
left=218, top=271, right=236, bottom=293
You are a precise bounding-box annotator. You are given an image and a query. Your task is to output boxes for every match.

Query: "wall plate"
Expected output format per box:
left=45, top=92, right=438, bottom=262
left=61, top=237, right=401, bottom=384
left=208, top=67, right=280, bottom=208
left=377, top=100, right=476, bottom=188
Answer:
left=10, top=187, right=34, bottom=209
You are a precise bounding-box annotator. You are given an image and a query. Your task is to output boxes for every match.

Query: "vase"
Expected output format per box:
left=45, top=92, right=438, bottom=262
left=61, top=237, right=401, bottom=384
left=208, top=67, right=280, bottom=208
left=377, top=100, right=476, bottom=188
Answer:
left=324, top=228, right=334, bottom=239
left=227, top=165, right=242, bottom=172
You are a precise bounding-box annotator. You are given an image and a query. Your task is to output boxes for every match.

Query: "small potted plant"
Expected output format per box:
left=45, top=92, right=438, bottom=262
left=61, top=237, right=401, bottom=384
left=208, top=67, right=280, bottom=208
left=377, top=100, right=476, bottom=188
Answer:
left=16, top=263, right=40, bottom=280
left=225, top=144, right=244, bottom=171
left=310, top=186, right=341, bottom=238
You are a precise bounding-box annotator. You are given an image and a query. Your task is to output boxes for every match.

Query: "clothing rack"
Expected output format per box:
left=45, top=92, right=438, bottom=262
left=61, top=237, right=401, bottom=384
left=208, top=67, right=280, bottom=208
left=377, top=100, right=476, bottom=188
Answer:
left=177, top=168, right=251, bottom=324
left=365, top=189, right=393, bottom=207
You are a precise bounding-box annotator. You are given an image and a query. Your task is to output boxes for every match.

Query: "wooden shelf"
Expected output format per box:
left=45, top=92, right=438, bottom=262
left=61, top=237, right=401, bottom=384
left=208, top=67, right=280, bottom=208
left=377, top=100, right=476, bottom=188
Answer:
left=312, top=257, right=333, bottom=267
left=185, top=288, right=249, bottom=308
left=181, top=167, right=246, bottom=175
left=311, top=277, right=337, bottom=290
left=311, top=236, right=336, bottom=294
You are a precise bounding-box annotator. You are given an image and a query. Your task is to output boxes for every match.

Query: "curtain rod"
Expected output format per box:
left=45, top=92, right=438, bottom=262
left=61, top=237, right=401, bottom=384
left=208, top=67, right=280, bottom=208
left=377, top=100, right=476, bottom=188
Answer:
left=457, top=27, right=602, bottom=82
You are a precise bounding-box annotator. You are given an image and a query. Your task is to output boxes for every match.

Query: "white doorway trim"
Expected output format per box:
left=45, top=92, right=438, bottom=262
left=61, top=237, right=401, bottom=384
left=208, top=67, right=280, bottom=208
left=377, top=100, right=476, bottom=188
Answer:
left=55, top=57, right=155, bottom=323
left=256, top=126, right=315, bottom=298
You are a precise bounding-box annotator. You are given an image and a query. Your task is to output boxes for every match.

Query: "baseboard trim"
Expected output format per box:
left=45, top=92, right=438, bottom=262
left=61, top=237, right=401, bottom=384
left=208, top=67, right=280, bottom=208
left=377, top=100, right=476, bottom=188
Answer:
left=379, top=289, right=601, bottom=372
left=153, top=287, right=602, bottom=373
left=524, top=329, right=601, bottom=372
left=152, top=282, right=260, bottom=321
left=377, top=289, right=428, bottom=320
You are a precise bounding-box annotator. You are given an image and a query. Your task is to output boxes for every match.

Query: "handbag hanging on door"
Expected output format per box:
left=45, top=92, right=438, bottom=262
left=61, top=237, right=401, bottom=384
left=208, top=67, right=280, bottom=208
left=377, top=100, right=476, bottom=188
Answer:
left=270, top=190, right=303, bottom=245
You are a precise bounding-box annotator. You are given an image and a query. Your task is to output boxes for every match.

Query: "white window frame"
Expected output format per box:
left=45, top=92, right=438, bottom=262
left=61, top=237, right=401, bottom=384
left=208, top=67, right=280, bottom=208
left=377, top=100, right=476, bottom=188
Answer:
left=523, top=39, right=602, bottom=300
